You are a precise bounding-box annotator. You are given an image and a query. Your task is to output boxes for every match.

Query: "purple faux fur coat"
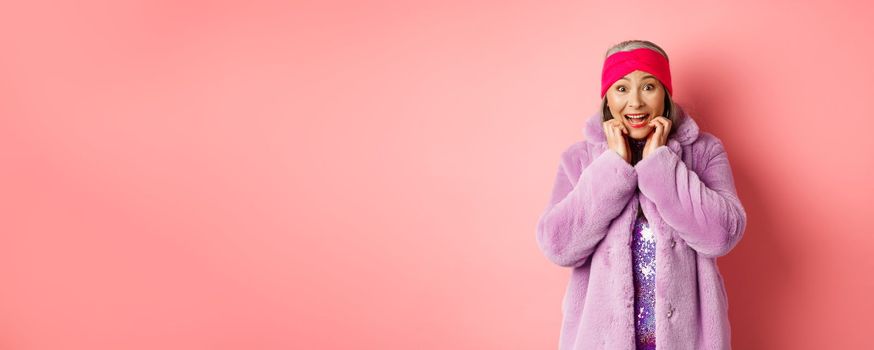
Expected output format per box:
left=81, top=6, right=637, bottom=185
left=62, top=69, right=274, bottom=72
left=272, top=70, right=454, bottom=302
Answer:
left=536, top=104, right=747, bottom=350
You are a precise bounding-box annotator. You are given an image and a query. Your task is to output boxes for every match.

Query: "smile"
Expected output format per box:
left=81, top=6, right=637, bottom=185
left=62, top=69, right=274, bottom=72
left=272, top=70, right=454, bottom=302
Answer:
left=624, top=113, right=650, bottom=128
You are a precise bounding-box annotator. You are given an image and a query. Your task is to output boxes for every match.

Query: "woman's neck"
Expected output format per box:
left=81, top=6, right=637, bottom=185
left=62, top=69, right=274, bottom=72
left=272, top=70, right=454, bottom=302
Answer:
left=628, top=136, right=647, bottom=147
left=628, top=136, right=647, bottom=166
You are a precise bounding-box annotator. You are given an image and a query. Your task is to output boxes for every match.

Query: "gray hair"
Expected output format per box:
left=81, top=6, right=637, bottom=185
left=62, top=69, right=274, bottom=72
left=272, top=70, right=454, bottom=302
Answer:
left=600, top=40, right=678, bottom=135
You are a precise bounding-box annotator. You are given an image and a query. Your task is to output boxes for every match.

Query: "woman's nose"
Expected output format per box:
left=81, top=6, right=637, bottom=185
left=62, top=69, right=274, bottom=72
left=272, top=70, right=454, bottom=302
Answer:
left=628, top=91, right=643, bottom=107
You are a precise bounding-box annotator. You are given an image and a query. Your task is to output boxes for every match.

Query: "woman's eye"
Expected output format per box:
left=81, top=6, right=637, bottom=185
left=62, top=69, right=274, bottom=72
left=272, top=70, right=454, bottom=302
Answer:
left=617, top=86, right=626, bottom=92
left=644, top=84, right=654, bottom=90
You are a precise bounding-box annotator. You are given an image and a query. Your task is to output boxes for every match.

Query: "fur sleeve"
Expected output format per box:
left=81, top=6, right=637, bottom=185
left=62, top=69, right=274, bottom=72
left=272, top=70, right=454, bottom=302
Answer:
left=634, top=138, right=747, bottom=258
left=536, top=147, right=638, bottom=267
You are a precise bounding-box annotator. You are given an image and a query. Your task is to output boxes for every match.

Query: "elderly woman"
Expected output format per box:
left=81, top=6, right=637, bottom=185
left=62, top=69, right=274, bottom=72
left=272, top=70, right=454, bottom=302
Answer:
left=536, top=40, right=748, bottom=350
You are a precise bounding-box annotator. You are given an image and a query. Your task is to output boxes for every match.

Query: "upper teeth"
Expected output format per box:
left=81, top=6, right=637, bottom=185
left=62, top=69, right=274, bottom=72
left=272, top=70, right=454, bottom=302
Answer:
left=627, top=114, right=647, bottom=119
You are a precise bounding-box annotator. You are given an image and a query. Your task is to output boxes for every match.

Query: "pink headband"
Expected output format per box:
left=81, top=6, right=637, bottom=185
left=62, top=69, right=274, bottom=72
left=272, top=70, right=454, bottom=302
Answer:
left=600, top=47, right=672, bottom=98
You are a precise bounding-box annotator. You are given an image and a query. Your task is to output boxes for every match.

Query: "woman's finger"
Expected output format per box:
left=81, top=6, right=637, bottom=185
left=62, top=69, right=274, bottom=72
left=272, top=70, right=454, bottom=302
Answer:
left=649, top=117, right=669, bottom=146
left=617, top=120, right=628, bottom=135
left=653, top=120, right=663, bottom=143
left=607, top=121, right=619, bottom=151
left=657, top=118, right=670, bottom=145
left=649, top=118, right=661, bottom=138
left=663, top=119, right=672, bottom=142
left=603, top=121, right=614, bottom=141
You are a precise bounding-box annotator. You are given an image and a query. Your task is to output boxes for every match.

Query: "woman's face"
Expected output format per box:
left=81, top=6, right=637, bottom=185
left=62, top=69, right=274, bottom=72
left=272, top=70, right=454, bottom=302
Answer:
left=605, top=69, right=666, bottom=140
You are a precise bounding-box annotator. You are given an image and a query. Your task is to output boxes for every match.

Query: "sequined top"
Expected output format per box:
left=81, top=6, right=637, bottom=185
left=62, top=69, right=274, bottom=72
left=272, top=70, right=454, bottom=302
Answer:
left=629, top=136, right=656, bottom=349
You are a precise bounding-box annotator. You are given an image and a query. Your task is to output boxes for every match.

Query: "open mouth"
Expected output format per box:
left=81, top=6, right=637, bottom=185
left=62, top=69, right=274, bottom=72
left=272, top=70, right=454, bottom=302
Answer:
left=624, top=113, right=649, bottom=127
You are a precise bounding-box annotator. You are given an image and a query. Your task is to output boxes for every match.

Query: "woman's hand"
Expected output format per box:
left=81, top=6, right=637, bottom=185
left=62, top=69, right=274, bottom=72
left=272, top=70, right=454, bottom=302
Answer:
left=642, top=116, right=672, bottom=159
left=603, top=118, right=630, bottom=163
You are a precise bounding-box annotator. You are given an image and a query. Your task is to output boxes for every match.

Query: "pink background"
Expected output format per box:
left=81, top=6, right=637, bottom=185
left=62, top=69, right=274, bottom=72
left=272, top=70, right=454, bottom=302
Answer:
left=2, top=0, right=872, bottom=349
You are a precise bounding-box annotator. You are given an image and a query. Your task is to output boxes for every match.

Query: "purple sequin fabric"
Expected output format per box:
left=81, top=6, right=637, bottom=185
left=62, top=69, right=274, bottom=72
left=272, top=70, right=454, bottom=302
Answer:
left=631, top=207, right=656, bottom=349
left=629, top=136, right=656, bottom=349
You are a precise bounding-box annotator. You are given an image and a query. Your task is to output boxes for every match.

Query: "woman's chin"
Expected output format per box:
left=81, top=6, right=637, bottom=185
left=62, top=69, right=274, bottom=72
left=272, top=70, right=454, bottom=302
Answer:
left=628, top=129, right=651, bottom=140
